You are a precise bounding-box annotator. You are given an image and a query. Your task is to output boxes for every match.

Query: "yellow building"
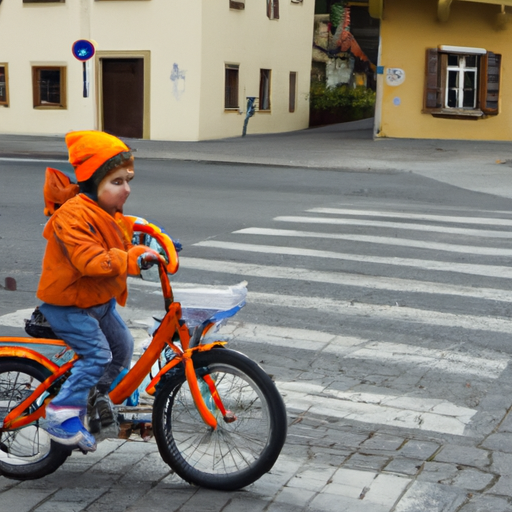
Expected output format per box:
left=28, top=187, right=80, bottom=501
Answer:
left=0, top=0, right=314, bottom=141
left=370, top=0, right=511, bottom=140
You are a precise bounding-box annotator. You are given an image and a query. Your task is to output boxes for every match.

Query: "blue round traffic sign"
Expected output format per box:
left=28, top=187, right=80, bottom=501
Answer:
left=72, top=40, right=96, bottom=62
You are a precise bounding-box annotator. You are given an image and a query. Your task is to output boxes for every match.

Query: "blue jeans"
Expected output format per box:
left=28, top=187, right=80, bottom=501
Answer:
left=40, top=299, right=134, bottom=409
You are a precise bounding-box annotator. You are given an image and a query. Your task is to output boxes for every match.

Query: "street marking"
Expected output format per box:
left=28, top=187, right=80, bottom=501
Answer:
left=220, top=322, right=508, bottom=379
left=193, top=241, right=512, bottom=279
left=174, top=258, right=512, bottom=303
left=274, top=216, right=512, bottom=239
left=234, top=227, right=512, bottom=257
left=308, top=207, right=512, bottom=227
left=0, top=308, right=34, bottom=327
left=279, top=381, right=477, bottom=436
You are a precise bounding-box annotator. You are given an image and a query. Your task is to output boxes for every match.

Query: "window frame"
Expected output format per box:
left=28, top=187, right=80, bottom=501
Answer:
left=423, top=47, right=500, bottom=118
left=224, top=64, right=239, bottom=110
left=289, top=72, right=297, bottom=113
left=0, top=64, right=9, bottom=107
left=259, top=69, right=272, bottom=112
left=267, top=0, right=280, bottom=19
left=32, top=66, right=67, bottom=109
left=23, top=0, right=65, bottom=3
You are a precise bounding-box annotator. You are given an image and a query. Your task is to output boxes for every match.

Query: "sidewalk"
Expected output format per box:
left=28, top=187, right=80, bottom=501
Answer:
left=2, top=118, right=512, bottom=198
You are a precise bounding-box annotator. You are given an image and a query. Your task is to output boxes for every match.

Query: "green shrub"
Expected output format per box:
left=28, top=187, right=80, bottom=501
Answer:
left=309, top=82, right=375, bottom=122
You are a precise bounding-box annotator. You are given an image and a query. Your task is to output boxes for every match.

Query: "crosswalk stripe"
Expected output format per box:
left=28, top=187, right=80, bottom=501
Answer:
left=274, top=216, right=512, bottom=238
left=193, top=240, right=512, bottom=279
left=279, top=381, right=476, bottom=436
left=308, top=207, right=512, bottom=227
left=177, top=257, right=512, bottom=302
left=245, top=291, right=512, bottom=335
left=219, top=322, right=508, bottom=379
left=233, top=227, right=512, bottom=256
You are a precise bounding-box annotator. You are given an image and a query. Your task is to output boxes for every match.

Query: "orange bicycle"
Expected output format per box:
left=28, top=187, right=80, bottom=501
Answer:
left=0, top=224, right=287, bottom=491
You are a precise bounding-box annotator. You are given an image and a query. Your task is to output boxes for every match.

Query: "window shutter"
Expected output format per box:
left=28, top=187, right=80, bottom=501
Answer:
left=274, top=0, right=280, bottom=19
left=424, top=49, right=440, bottom=111
left=267, top=0, right=271, bottom=18
left=480, top=52, right=501, bottom=115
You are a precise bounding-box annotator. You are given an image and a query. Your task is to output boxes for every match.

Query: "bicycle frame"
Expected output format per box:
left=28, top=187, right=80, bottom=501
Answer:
left=1, top=260, right=230, bottom=433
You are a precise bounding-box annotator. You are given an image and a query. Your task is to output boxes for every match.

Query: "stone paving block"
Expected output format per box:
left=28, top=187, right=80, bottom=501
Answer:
left=274, top=486, right=316, bottom=506
left=490, top=451, right=512, bottom=475
left=458, top=494, right=512, bottom=512
left=481, top=433, right=512, bottom=454
left=384, top=457, right=423, bottom=476
left=343, top=453, right=390, bottom=472
left=306, top=492, right=388, bottom=512
left=416, top=461, right=461, bottom=485
left=451, top=468, right=495, bottom=491
left=398, top=440, right=440, bottom=460
left=221, top=496, right=269, bottom=512
left=325, top=467, right=376, bottom=499
left=126, top=487, right=215, bottom=512
left=33, top=487, right=106, bottom=512
left=286, top=465, right=337, bottom=492
left=360, top=433, right=405, bottom=453
left=0, top=488, right=56, bottom=512
left=121, top=451, right=172, bottom=482
left=394, top=481, right=468, bottom=512
left=362, top=473, right=410, bottom=508
left=434, top=444, right=491, bottom=468
left=84, top=484, right=154, bottom=512
left=487, top=474, right=512, bottom=497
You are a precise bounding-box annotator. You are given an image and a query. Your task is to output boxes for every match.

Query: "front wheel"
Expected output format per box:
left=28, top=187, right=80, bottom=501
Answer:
left=0, top=359, right=70, bottom=480
left=152, top=348, right=287, bottom=490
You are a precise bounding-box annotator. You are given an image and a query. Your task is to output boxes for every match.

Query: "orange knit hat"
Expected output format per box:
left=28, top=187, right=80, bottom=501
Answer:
left=65, top=130, right=131, bottom=182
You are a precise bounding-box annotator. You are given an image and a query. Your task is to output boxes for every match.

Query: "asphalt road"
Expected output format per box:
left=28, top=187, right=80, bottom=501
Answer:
left=3, top=158, right=512, bottom=511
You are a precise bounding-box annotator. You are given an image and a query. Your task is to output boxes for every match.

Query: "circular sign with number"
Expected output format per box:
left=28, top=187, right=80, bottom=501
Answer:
left=72, top=40, right=96, bottom=62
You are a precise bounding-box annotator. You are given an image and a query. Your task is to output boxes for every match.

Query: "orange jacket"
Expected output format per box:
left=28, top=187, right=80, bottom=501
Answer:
left=37, top=194, right=146, bottom=308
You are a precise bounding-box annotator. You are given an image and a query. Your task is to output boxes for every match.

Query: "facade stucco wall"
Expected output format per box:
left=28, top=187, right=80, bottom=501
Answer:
left=0, top=0, right=313, bottom=141
left=198, top=1, right=315, bottom=140
left=378, top=0, right=512, bottom=140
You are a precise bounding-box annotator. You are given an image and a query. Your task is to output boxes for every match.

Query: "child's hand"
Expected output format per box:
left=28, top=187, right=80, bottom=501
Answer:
left=137, top=251, right=160, bottom=270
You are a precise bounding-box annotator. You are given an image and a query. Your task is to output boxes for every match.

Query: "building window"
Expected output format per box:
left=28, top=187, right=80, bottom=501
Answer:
left=23, top=0, right=65, bottom=3
left=289, top=71, right=297, bottom=113
left=225, top=64, right=239, bottom=109
left=424, top=47, right=500, bottom=117
left=259, top=69, right=271, bottom=111
left=0, top=64, right=8, bottom=107
left=267, top=0, right=279, bottom=19
left=230, top=0, right=245, bottom=9
left=32, top=66, right=67, bottom=109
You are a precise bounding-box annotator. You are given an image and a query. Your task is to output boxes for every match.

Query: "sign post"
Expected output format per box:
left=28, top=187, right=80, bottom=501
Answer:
left=71, top=39, right=96, bottom=98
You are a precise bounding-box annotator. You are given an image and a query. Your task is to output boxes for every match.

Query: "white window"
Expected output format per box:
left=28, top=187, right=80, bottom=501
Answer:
left=424, top=46, right=500, bottom=117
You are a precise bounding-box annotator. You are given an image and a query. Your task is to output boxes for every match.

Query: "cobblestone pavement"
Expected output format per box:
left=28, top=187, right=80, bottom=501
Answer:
left=3, top=125, right=512, bottom=510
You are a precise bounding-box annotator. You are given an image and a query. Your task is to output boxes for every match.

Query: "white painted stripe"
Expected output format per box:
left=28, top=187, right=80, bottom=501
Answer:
left=177, top=257, right=512, bottom=303
left=221, top=322, right=508, bottom=379
left=279, top=381, right=476, bottom=436
left=193, top=240, right=512, bottom=279
left=0, top=157, right=67, bottom=163
left=274, top=216, right=512, bottom=239
left=308, top=207, right=512, bottom=227
left=245, top=291, right=512, bottom=335
left=234, top=227, right=512, bottom=257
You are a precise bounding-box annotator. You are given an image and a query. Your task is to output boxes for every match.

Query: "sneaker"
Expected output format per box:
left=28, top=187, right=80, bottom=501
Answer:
left=95, top=393, right=116, bottom=428
left=43, top=417, right=97, bottom=452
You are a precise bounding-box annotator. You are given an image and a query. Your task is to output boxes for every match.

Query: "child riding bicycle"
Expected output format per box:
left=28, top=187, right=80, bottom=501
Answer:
left=37, top=131, right=160, bottom=452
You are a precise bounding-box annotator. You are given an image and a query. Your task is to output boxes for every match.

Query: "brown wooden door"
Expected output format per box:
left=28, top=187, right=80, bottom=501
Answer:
left=102, top=58, right=144, bottom=139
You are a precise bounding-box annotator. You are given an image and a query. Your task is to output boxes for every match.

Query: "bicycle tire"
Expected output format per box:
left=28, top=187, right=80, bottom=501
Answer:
left=0, top=358, right=70, bottom=480
left=152, top=348, right=287, bottom=490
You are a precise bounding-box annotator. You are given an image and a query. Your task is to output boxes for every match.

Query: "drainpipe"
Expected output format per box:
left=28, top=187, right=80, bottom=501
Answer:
left=374, top=34, right=383, bottom=138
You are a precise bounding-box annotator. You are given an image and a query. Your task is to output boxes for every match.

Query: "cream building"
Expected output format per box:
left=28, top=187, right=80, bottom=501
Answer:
left=0, top=0, right=314, bottom=141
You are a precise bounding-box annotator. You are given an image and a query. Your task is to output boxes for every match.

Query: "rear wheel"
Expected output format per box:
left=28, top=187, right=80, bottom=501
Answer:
left=0, top=359, right=70, bottom=479
left=152, top=348, right=287, bottom=490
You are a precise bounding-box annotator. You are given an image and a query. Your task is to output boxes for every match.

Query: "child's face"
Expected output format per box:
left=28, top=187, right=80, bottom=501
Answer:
left=97, top=166, right=134, bottom=216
